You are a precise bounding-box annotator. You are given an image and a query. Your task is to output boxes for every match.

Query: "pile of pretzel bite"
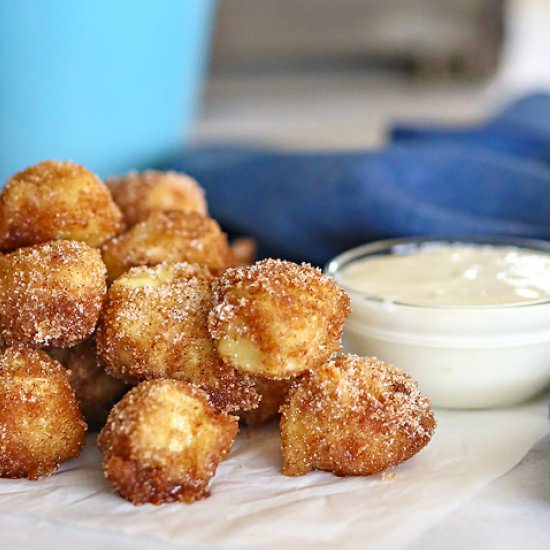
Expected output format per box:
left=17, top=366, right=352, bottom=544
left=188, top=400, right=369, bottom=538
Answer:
left=0, top=160, right=435, bottom=505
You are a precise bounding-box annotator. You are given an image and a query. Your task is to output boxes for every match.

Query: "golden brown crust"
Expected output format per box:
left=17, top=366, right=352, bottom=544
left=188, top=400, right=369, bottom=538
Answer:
left=280, top=354, right=436, bottom=477
left=101, top=210, right=233, bottom=282
left=107, top=170, right=207, bottom=227
left=48, top=340, right=127, bottom=430
left=0, top=240, right=107, bottom=348
left=208, top=259, right=351, bottom=379
left=96, top=262, right=259, bottom=412
left=98, top=379, right=238, bottom=505
left=0, top=160, right=124, bottom=251
left=0, top=347, right=87, bottom=479
left=239, top=377, right=290, bottom=427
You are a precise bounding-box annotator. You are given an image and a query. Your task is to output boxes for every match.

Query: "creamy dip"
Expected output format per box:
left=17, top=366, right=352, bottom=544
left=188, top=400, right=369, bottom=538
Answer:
left=341, top=245, right=550, bottom=306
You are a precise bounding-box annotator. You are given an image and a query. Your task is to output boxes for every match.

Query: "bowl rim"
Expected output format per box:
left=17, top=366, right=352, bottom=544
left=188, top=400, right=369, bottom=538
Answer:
left=324, top=235, right=550, bottom=310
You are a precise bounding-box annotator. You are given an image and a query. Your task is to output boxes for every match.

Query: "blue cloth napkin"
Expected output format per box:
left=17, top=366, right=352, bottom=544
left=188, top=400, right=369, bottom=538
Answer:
left=163, top=93, right=550, bottom=266
left=391, top=92, right=550, bottom=164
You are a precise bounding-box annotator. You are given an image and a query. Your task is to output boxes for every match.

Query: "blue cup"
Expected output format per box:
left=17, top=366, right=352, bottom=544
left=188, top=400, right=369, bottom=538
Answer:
left=0, top=0, right=216, bottom=183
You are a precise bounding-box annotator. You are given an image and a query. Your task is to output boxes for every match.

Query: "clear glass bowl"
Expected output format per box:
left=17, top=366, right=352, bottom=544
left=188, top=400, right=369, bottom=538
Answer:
left=325, top=237, right=550, bottom=408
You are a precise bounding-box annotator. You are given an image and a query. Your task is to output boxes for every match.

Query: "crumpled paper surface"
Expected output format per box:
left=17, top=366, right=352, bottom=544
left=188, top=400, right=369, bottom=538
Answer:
left=408, top=433, right=550, bottom=550
left=0, top=395, right=548, bottom=550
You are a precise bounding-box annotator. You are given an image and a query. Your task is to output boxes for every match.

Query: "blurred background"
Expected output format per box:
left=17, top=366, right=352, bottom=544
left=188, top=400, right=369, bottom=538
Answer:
left=199, top=0, right=550, bottom=149
left=1, top=0, right=550, bottom=179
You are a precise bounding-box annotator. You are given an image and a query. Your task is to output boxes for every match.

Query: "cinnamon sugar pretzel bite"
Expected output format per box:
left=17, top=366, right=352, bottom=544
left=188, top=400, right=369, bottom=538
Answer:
left=98, top=379, right=238, bottom=505
left=107, top=170, right=207, bottom=227
left=208, top=259, right=351, bottom=380
left=96, top=262, right=258, bottom=411
left=280, top=354, right=436, bottom=477
left=0, top=240, right=107, bottom=348
left=239, top=377, right=291, bottom=427
left=0, top=160, right=123, bottom=251
left=101, top=210, right=234, bottom=282
left=0, top=347, right=87, bottom=479
left=49, top=340, right=127, bottom=430
left=230, top=237, right=257, bottom=267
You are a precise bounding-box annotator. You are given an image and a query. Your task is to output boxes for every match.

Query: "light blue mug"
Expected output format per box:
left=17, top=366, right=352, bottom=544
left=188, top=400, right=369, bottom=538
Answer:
left=0, top=0, right=216, bottom=183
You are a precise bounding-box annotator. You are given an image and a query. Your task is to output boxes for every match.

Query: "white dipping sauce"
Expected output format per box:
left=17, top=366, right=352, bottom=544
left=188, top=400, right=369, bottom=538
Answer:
left=328, top=241, right=550, bottom=409
left=342, top=245, right=550, bottom=306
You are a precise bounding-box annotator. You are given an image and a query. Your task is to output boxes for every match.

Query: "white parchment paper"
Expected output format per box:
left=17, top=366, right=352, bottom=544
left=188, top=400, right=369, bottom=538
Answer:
left=0, top=395, right=548, bottom=550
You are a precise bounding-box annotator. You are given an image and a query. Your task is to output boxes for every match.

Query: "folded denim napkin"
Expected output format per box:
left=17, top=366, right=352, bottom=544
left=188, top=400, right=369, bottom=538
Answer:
left=391, top=92, right=550, bottom=164
left=163, top=93, right=550, bottom=266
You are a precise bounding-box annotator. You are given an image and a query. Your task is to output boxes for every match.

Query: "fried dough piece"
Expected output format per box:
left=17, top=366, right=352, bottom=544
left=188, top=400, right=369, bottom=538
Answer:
left=230, top=237, right=257, bottom=267
left=0, top=241, right=107, bottom=348
left=280, top=354, right=436, bottom=477
left=0, top=347, right=87, bottom=479
left=208, top=259, right=351, bottom=379
left=0, top=160, right=123, bottom=251
left=102, top=210, right=233, bottom=282
left=107, top=170, right=207, bottom=227
left=49, top=340, right=127, bottom=430
left=239, top=377, right=290, bottom=427
left=98, top=379, right=238, bottom=505
left=96, top=262, right=258, bottom=412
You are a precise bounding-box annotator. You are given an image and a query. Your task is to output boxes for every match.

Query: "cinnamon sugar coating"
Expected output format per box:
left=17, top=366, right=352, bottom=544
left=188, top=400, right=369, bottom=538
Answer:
left=101, top=210, right=234, bottom=282
left=49, top=340, right=127, bottom=430
left=107, top=170, right=207, bottom=227
left=0, top=240, right=107, bottom=348
left=239, top=377, right=291, bottom=427
left=208, top=259, right=351, bottom=379
left=0, top=347, right=87, bottom=479
left=280, top=354, right=436, bottom=477
left=0, top=160, right=124, bottom=251
left=96, top=262, right=259, bottom=412
left=98, top=379, right=238, bottom=505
